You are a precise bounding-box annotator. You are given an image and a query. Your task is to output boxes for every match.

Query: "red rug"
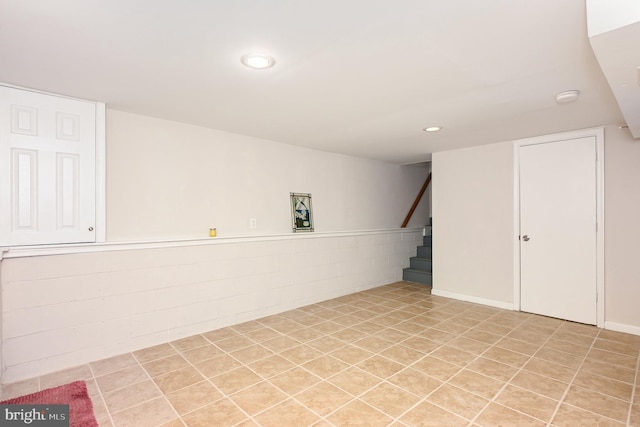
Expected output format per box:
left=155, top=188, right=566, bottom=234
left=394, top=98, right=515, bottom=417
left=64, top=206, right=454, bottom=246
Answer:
left=0, top=380, right=99, bottom=426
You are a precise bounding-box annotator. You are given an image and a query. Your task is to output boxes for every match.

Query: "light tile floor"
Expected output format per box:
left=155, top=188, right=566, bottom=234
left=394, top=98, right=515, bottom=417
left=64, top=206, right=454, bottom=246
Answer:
left=2, top=281, right=640, bottom=426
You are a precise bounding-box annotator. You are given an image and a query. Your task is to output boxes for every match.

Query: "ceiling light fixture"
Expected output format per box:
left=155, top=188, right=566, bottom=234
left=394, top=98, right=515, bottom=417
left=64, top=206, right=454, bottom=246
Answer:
left=423, top=126, right=442, bottom=132
left=241, top=54, right=275, bottom=69
left=555, top=90, right=580, bottom=104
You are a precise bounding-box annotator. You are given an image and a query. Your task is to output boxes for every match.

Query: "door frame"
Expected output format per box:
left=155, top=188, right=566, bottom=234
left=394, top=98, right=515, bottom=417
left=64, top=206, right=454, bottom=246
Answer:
left=512, top=127, right=604, bottom=328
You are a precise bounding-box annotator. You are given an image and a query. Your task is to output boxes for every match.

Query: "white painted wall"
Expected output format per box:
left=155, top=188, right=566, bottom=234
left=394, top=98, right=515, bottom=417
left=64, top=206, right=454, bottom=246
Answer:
left=603, top=125, right=640, bottom=334
left=431, top=142, right=515, bottom=307
left=1, top=230, right=421, bottom=383
left=0, top=109, right=429, bottom=382
left=106, top=110, right=429, bottom=241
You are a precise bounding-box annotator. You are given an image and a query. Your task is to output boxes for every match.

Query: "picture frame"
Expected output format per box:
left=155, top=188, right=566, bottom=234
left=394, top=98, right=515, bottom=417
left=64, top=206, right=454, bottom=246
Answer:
left=290, top=192, right=314, bottom=232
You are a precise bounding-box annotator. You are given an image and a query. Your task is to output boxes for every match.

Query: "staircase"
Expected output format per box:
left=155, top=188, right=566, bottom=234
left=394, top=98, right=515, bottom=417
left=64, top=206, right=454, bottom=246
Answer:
left=402, top=226, right=432, bottom=286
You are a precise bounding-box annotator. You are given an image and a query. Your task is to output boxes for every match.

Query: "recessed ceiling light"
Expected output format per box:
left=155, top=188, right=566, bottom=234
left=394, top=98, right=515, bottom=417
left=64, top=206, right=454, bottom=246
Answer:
left=555, top=90, right=580, bottom=104
left=423, top=126, right=442, bottom=132
left=241, top=54, right=275, bottom=69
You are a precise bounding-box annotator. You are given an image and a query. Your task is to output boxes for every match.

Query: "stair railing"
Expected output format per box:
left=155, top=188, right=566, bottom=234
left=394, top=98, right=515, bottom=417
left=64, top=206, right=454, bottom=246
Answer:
left=401, top=172, right=431, bottom=228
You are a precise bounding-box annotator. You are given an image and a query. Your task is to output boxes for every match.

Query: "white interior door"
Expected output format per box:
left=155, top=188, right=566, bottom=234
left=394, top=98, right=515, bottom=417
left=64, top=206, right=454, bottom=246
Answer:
left=0, top=85, right=96, bottom=245
left=519, top=136, right=597, bottom=325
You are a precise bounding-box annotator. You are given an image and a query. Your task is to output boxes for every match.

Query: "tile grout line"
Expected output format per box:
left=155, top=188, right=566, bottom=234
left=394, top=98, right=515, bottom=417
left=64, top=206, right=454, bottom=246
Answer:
left=628, top=347, right=640, bottom=426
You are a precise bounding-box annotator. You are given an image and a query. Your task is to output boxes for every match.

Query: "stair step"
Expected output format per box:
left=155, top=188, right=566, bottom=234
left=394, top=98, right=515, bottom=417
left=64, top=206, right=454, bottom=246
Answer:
left=422, top=235, right=432, bottom=247
left=417, top=246, right=432, bottom=258
left=410, top=257, right=432, bottom=271
left=402, top=268, right=432, bottom=285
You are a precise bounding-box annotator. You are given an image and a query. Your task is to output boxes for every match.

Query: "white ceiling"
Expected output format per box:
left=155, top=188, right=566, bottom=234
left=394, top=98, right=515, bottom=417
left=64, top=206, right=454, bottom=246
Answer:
left=0, top=0, right=627, bottom=164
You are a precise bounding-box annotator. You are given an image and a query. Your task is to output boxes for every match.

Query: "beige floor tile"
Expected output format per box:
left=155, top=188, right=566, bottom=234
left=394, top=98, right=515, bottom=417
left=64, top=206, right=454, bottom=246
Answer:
left=326, top=399, right=392, bottom=427
left=509, top=370, right=568, bottom=400
left=411, top=355, right=462, bottom=381
left=302, top=355, right=349, bottom=379
left=593, top=338, right=639, bottom=356
left=462, top=329, right=503, bottom=345
left=551, top=403, right=625, bottom=426
left=330, top=344, right=374, bottom=365
left=572, top=370, right=633, bottom=401
left=201, top=327, right=240, bottom=343
left=166, top=380, right=222, bottom=415
left=551, top=329, right=597, bottom=347
left=111, top=396, right=177, bottom=427
left=428, top=383, right=489, bottom=420
left=372, top=327, right=410, bottom=343
left=280, top=344, right=324, bottom=365
left=431, top=321, right=472, bottom=335
left=447, top=369, right=505, bottom=400
left=253, top=398, right=320, bottom=426
left=482, top=346, right=531, bottom=368
left=0, top=378, right=40, bottom=400
left=181, top=344, right=224, bottom=364
left=40, top=365, right=93, bottom=389
left=210, top=366, right=262, bottom=395
left=353, top=335, right=395, bottom=353
left=599, top=329, right=640, bottom=346
left=286, top=327, right=324, bottom=343
left=229, top=344, right=274, bottom=365
left=310, top=321, right=343, bottom=335
left=562, top=385, right=630, bottom=423
left=523, top=357, right=577, bottom=383
left=214, top=335, right=255, bottom=353
left=507, top=329, right=549, bottom=346
left=230, top=320, right=263, bottom=334
left=182, top=397, right=248, bottom=427
left=332, top=327, right=366, bottom=343
left=194, top=354, right=242, bottom=378
left=260, top=335, right=301, bottom=353
left=305, top=336, right=346, bottom=353
left=159, top=418, right=186, bottom=426
left=295, top=381, right=353, bottom=416
left=90, top=353, right=138, bottom=377
left=171, top=335, right=209, bottom=352
left=400, top=336, right=441, bottom=353
left=495, top=337, right=541, bottom=356
left=545, top=338, right=591, bottom=357
left=357, top=355, right=405, bottom=380
left=535, top=346, right=585, bottom=368
left=495, top=384, right=558, bottom=422
left=360, top=382, right=421, bottom=417
left=475, top=402, right=546, bottom=427
left=388, top=367, right=442, bottom=397
left=580, top=358, right=636, bottom=384
left=379, top=344, right=424, bottom=365
left=418, top=327, right=457, bottom=343
left=143, top=354, right=189, bottom=378
left=133, top=343, right=177, bottom=364
left=269, top=367, right=321, bottom=395
left=230, top=381, right=287, bottom=415
left=328, top=367, right=382, bottom=396
left=587, top=348, right=637, bottom=370
left=248, top=355, right=295, bottom=379
left=95, top=364, right=149, bottom=393
left=103, top=379, right=162, bottom=413
left=630, top=404, right=640, bottom=426
left=400, top=401, right=468, bottom=427
left=467, top=357, right=518, bottom=382
left=430, top=345, right=477, bottom=367
left=242, top=326, right=281, bottom=343
left=447, top=337, right=492, bottom=355
left=153, top=366, right=205, bottom=394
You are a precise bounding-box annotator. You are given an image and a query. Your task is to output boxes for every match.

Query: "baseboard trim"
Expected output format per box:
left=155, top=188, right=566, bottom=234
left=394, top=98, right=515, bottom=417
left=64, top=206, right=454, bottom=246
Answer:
left=604, top=321, right=640, bottom=337
left=431, top=289, right=514, bottom=311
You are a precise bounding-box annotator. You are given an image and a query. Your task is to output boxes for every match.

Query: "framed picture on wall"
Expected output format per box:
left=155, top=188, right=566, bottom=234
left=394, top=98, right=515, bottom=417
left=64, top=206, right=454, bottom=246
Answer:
left=290, top=193, right=314, bottom=232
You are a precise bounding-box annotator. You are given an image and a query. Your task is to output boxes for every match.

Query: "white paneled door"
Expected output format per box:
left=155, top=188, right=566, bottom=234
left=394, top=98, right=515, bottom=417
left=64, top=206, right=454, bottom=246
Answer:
left=519, top=137, right=597, bottom=325
left=0, top=86, right=96, bottom=245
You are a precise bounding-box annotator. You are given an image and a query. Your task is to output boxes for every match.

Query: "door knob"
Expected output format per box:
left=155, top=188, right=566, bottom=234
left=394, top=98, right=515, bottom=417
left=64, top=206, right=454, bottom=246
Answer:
left=522, top=235, right=530, bottom=241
